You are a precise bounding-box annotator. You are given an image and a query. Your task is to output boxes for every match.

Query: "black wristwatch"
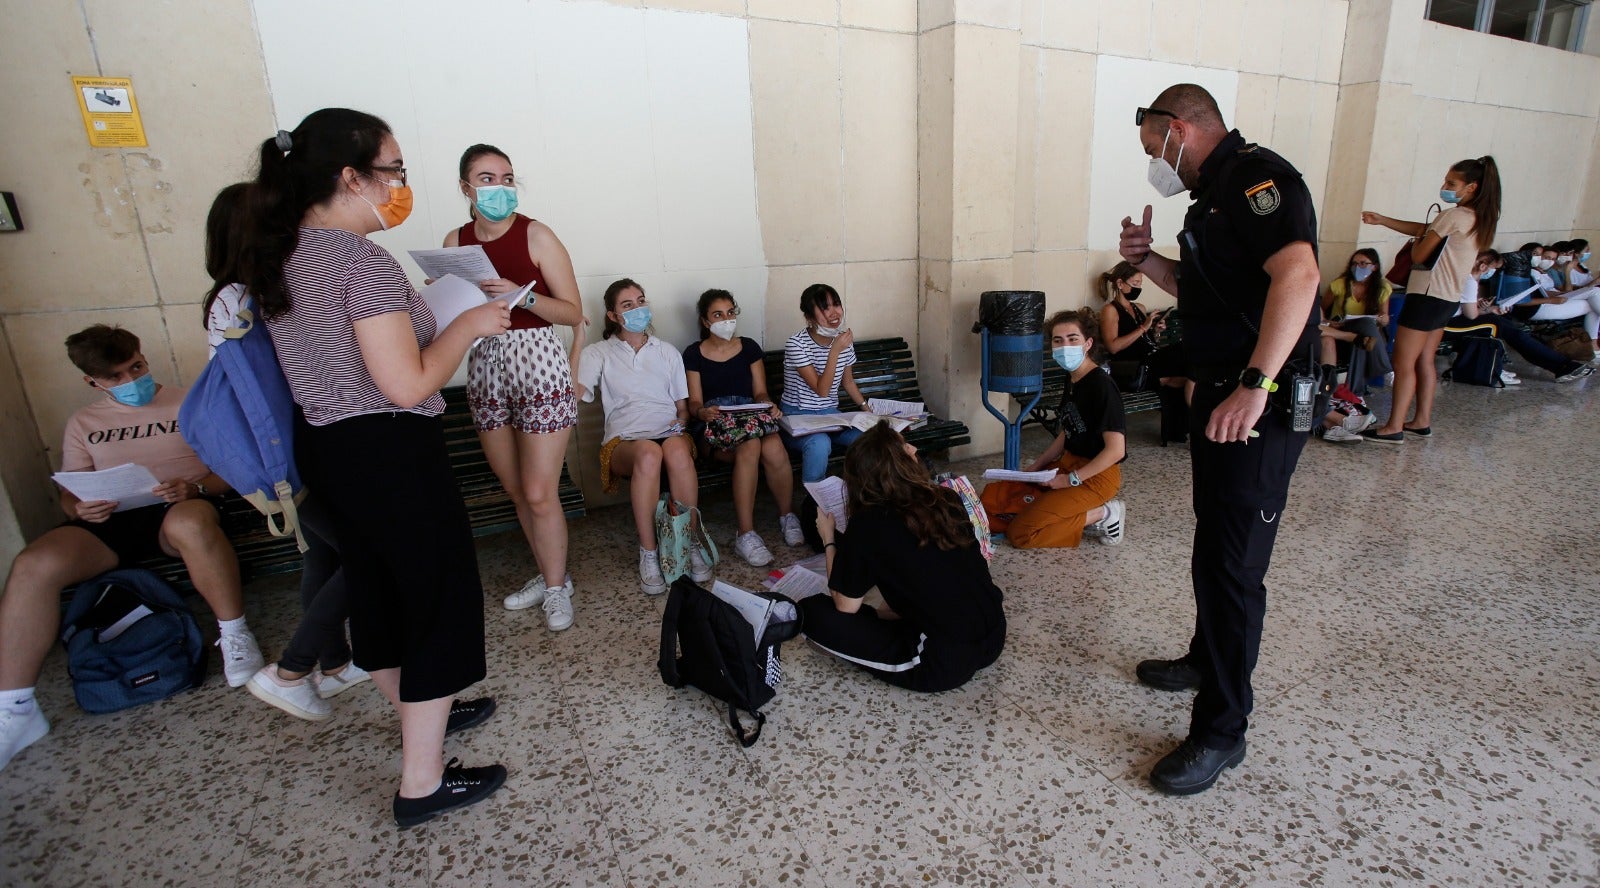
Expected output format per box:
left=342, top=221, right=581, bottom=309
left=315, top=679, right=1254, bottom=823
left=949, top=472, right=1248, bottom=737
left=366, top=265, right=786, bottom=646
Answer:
left=1239, top=367, right=1279, bottom=393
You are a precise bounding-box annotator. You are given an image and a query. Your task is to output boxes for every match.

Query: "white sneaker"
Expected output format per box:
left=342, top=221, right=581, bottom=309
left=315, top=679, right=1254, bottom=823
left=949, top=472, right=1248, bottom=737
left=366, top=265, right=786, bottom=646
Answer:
left=1500, top=371, right=1522, bottom=385
left=688, top=545, right=714, bottom=583
left=734, top=531, right=774, bottom=567
left=1323, top=425, right=1364, bottom=444
left=246, top=666, right=331, bottom=721
left=317, top=662, right=370, bottom=699
left=503, top=575, right=547, bottom=611
left=1384, top=371, right=1395, bottom=387
left=779, top=513, right=805, bottom=547
left=542, top=578, right=575, bottom=631
left=1556, top=364, right=1593, bottom=383
left=640, top=549, right=666, bottom=596
left=218, top=630, right=265, bottom=688
left=0, top=706, right=48, bottom=772
left=1098, top=499, right=1126, bottom=546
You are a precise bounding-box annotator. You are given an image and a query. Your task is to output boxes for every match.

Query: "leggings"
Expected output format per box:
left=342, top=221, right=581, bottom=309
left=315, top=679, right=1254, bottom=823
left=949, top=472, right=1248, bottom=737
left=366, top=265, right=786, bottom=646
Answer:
left=1529, top=287, right=1600, bottom=340
left=275, top=496, right=351, bottom=675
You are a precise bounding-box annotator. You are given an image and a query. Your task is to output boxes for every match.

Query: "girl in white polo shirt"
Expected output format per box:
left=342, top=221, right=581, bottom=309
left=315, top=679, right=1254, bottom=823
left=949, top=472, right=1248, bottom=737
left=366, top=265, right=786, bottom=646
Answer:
left=574, top=279, right=710, bottom=595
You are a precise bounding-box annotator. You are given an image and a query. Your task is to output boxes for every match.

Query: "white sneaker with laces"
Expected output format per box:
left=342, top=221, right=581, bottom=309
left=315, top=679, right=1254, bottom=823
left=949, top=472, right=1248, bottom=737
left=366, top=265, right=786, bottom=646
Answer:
left=1556, top=364, right=1593, bottom=383
left=1499, top=370, right=1522, bottom=385
left=317, top=662, right=371, bottom=699
left=542, top=578, right=575, bottom=631
left=246, top=666, right=331, bottom=721
left=1323, top=425, right=1364, bottom=444
left=218, top=630, right=265, bottom=688
left=503, top=575, right=547, bottom=611
left=734, top=531, right=774, bottom=567
left=0, top=706, right=48, bottom=772
left=688, top=545, right=714, bottom=583
left=778, top=513, right=805, bottom=547
left=640, top=549, right=666, bottom=596
left=1098, top=499, right=1126, bottom=546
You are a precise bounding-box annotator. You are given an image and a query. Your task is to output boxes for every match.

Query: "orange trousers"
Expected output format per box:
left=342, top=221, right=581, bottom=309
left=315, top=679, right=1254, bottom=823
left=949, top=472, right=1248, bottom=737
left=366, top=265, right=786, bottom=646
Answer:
left=979, top=454, right=1121, bottom=549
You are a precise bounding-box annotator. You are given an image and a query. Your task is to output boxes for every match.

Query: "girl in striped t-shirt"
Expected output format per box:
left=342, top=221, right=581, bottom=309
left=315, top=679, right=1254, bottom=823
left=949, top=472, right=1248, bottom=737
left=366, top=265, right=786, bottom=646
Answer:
left=780, top=283, right=868, bottom=483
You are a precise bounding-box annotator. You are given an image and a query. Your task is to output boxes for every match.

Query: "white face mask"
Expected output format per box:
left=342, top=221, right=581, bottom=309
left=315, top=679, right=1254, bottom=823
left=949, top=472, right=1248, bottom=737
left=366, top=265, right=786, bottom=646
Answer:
left=1557, top=254, right=1573, bottom=264
left=1537, top=257, right=1555, bottom=270
left=1146, top=127, right=1187, bottom=198
left=709, top=319, right=737, bottom=340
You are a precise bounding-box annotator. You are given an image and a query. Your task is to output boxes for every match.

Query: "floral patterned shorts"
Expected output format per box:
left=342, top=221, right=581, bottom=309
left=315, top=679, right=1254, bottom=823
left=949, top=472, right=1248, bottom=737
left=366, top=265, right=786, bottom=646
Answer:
left=467, top=326, right=578, bottom=435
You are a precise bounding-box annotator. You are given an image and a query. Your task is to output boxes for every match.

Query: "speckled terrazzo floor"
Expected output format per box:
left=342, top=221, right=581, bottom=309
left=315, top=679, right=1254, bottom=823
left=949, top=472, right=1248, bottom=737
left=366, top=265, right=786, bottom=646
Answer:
left=3, top=359, right=1598, bottom=886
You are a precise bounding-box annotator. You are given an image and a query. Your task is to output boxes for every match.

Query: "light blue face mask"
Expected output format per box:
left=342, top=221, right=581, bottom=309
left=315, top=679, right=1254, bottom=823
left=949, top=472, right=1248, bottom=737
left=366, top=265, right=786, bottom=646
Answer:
left=621, top=305, right=652, bottom=333
left=1439, top=189, right=1460, bottom=204
left=1350, top=266, right=1374, bottom=282
left=1583, top=251, right=1592, bottom=263
left=474, top=185, right=518, bottom=222
left=103, top=373, right=157, bottom=407
left=1052, top=345, right=1085, bottom=372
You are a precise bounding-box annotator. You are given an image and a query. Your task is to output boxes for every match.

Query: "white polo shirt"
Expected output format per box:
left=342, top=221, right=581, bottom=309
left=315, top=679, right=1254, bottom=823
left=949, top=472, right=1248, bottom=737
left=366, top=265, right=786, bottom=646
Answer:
left=577, top=335, right=688, bottom=442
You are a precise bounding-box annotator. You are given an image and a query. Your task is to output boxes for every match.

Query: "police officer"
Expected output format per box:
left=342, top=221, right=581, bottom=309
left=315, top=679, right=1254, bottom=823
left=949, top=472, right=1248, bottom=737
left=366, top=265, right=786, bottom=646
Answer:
left=1117, top=84, right=1321, bottom=794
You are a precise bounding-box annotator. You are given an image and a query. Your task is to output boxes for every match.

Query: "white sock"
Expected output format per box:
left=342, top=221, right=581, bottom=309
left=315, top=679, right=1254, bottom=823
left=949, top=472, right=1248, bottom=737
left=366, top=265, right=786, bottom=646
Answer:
left=218, top=616, right=250, bottom=636
left=1, top=688, right=37, bottom=714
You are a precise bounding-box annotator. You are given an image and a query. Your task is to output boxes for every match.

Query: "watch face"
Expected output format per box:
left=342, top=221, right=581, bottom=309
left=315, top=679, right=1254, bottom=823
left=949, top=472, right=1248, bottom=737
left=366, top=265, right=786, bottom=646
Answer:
left=1241, top=369, right=1263, bottom=388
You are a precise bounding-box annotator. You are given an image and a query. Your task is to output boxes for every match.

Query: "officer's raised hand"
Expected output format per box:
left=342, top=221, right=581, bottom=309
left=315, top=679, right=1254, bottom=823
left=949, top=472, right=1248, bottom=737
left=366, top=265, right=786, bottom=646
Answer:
left=1119, top=205, right=1154, bottom=265
left=1205, top=383, right=1268, bottom=444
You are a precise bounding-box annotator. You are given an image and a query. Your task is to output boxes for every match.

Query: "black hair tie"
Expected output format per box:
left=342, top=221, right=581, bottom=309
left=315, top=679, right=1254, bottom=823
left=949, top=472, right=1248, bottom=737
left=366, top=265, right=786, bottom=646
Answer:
left=274, top=130, right=293, bottom=153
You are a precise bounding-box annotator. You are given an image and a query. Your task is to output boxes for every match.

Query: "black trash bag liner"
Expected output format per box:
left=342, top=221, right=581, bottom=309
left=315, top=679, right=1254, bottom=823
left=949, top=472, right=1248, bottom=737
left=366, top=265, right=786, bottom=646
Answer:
left=972, top=290, right=1046, bottom=336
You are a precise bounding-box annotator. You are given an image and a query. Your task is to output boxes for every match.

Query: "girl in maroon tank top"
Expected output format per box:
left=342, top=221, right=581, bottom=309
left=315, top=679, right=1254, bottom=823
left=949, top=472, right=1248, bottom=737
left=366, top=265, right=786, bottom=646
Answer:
left=444, top=144, right=587, bottom=631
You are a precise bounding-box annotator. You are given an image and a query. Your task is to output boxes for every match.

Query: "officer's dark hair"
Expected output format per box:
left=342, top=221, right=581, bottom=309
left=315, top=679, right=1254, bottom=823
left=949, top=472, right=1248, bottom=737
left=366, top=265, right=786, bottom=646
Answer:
left=1097, top=262, right=1141, bottom=302
left=459, top=143, right=512, bottom=220
left=1338, top=248, right=1385, bottom=315
left=800, top=283, right=842, bottom=325
left=696, top=288, right=737, bottom=341
left=602, top=277, right=645, bottom=340
left=1448, top=156, right=1500, bottom=250
left=1148, top=84, right=1224, bottom=132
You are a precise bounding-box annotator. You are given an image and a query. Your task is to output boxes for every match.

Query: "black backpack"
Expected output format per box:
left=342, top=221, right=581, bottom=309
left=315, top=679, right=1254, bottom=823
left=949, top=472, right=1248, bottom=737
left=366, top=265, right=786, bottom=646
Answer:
left=61, top=569, right=206, bottom=714
left=658, top=577, right=802, bottom=747
left=1442, top=335, right=1506, bottom=388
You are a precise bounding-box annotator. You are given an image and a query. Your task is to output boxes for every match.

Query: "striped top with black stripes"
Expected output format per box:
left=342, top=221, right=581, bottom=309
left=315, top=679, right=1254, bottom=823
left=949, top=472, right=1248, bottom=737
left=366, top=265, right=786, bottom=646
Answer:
left=780, top=330, right=855, bottom=412
left=264, top=227, right=446, bottom=426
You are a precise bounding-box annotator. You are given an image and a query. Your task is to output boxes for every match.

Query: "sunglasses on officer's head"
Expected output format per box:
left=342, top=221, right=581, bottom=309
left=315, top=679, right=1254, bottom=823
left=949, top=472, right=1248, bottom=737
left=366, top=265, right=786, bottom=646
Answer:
left=1135, top=107, right=1178, bottom=126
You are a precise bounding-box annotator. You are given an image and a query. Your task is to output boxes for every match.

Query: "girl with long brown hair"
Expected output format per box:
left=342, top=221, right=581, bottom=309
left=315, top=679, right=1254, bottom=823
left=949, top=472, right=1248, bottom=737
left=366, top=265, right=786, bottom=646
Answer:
left=801, top=424, right=1006, bottom=693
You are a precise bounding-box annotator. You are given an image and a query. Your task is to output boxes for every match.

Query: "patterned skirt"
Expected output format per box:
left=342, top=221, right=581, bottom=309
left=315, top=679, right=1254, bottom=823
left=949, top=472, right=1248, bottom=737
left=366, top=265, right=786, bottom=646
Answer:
left=466, top=326, right=579, bottom=435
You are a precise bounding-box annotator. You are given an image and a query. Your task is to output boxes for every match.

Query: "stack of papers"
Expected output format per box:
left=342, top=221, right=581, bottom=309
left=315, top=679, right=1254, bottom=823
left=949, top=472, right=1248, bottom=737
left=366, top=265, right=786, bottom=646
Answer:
left=707, top=580, right=786, bottom=643
left=717, top=402, right=772, bottom=413
left=52, top=463, right=163, bottom=511
left=418, top=274, right=538, bottom=331
left=408, top=246, right=500, bottom=284
left=769, top=565, right=829, bottom=602
left=779, top=412, right=915, bottom=436
left=982, top=467, right=1058, bottom=484
left=803, top=476, right=849, bottom=531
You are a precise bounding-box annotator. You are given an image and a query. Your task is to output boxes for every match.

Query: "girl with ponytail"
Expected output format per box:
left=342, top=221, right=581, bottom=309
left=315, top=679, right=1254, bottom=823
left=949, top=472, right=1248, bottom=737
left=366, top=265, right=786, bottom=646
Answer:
left=1359, top=155, right=1503, bottom=442
left=246, top=108, right=511, bottom=827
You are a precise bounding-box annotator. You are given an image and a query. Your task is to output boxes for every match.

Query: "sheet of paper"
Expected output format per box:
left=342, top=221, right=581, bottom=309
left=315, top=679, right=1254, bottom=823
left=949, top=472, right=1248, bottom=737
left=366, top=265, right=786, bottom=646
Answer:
left=622, top=421, right=685, bottom=441
left=771, top=565, right=829, bottom=601
left=982, top=467, right=1058, bottom=484
left=868, top=397, right=925, bottom=417
left=803, top=476, right=849, bottom=532
left=52, top=463, right=164, bottom=512
left=418, top=274, right=490, bottom=330
left=847, top=412, right=913, bottom=433
left=716, top=402, right=772, bottom=413
left=707, top=580, right=775, bottom=644
left=779, top=414, right=846, bottom=436
left=408, top=246, right=499, bottom=283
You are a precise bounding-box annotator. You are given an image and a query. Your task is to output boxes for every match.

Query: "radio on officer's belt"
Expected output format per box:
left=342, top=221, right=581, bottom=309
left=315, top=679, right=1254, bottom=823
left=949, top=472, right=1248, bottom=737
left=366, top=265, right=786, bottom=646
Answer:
left=1290, top=374, right=1315, bottom=432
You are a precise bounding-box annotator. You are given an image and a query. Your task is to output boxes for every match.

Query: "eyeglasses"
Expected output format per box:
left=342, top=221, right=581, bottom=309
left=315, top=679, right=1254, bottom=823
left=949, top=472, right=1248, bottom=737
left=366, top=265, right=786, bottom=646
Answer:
left=370, top=164, right=408, bottom=185
left=1135, top=107, right=1177, bottom=126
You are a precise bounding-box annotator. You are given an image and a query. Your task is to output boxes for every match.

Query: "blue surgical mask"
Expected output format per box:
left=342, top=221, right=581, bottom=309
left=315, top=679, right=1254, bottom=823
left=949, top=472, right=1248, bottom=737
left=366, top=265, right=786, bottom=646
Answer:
left=1052, top=345, right=1085, bottom=372
left=103, top=373, right=157, bottom=407
left=1439, top=189, right=1459, bottom=204
left=1351, top=266, right=1373, bottom=282
left=621, top=305, right=652, bottom=333
left=473, top=185, right=518, bottom=222
left=1478, top=269, right=1496, bottom=281
left=1581, top=251, right=1591, bottom=263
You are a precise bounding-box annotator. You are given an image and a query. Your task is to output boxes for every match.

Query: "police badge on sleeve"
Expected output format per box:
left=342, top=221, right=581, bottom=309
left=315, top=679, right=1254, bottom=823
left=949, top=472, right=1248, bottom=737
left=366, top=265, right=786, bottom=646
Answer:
left=1245, top=180, right=1280, bottom=215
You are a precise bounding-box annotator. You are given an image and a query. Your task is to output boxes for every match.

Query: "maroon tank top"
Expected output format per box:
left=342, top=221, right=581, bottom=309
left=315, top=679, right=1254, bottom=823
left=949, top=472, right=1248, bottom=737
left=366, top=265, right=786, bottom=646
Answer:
left=456, top=213, right=553, bottom=330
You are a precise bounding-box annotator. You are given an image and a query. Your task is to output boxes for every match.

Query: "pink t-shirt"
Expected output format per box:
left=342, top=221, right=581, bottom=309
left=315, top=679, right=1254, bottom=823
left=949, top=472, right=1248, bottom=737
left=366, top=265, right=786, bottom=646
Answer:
left=60, top=384, right=208, bottom=485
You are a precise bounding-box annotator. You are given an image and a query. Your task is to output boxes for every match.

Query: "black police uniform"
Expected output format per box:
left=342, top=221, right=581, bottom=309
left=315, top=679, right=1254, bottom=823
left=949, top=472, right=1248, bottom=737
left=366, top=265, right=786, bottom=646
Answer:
left=1174, top=129, right=1319, bottom=750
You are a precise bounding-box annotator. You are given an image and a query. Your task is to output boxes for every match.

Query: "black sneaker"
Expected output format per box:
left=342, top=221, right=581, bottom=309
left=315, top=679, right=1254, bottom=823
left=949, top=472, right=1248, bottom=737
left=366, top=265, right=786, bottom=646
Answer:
left=1149, top=738, right=1246, bottom=795
left=445, top=697, right=496, bottom=736
left=393, top=758, right=507, bottom=828
left=1136, top=657, right=1201, bottom=691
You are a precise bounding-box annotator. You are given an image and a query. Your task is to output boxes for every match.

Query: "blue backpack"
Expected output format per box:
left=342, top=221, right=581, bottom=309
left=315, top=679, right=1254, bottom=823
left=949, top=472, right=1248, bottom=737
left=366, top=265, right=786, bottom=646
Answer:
left=179, top=294, right=306, bottom=550
left=61, top=569, right=206, bottom=714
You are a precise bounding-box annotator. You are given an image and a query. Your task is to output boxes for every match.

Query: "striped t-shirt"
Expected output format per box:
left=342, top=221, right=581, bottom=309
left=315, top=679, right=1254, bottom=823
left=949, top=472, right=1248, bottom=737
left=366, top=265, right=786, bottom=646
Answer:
left=265, top=227, right=446, bottom=426
left=781, top=330, right=855, bottom=412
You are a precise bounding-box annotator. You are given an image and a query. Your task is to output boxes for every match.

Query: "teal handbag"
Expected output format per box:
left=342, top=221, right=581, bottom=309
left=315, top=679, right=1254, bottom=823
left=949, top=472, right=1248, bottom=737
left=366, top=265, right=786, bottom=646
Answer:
left=654, top=495, right=718, bottom=583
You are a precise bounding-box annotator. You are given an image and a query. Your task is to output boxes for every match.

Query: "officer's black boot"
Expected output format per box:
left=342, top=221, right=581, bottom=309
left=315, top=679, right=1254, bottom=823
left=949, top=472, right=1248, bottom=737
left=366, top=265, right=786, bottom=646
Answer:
left=1135, top=656, right=1201, bottom=691
left=1150, top=737, right=1246, bottom=795
left=1157, top=386, right=1188, bottom=446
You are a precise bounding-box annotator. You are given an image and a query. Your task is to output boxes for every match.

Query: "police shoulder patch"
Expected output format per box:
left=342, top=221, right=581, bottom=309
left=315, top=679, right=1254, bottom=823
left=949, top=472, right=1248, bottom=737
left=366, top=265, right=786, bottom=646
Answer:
left=1245, top=179, right=1280, bottom=215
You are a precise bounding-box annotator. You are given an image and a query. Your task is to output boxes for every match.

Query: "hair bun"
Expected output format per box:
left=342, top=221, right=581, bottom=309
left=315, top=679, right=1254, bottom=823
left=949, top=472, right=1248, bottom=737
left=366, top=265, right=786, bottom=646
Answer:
left=274, top=130, right=293, bottom=152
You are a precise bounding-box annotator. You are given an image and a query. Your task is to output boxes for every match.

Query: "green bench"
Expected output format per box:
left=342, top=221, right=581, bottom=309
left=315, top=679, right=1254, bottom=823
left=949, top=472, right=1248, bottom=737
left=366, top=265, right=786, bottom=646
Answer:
left=1018, top=345, right=1161, bottom=435
left=694, top=336, right=972, bottom=488
left=137, top=385, right=585, bottom=591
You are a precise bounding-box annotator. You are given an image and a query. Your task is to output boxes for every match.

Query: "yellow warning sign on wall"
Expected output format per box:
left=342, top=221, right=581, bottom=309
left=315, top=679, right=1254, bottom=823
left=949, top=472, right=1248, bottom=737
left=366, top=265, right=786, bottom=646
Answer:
left=72, top=76, right=147, bottom=148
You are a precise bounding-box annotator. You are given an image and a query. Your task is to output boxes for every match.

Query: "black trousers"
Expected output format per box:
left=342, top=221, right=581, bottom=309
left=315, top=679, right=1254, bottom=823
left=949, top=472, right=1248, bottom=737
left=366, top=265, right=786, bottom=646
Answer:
left=295, top=412, right=486, bottom=703
left=275, top=495, right=351, bottom=675
left=1183, top=380, right=1307, bottom=748
left=798, top=596, right=1004, bottom=694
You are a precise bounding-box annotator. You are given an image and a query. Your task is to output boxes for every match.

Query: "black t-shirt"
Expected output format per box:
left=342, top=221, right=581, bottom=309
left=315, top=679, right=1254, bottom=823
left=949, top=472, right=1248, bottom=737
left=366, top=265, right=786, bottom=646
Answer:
left=682, top=337, right=763, bottom=401
left=1110, top=301, right=1155, bottom=361
left=830, top=501, right=1005, bottom=645
left=1177, top=129, right=1320, bottom=369
left=1056, top=367, right=1126, bottom=461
